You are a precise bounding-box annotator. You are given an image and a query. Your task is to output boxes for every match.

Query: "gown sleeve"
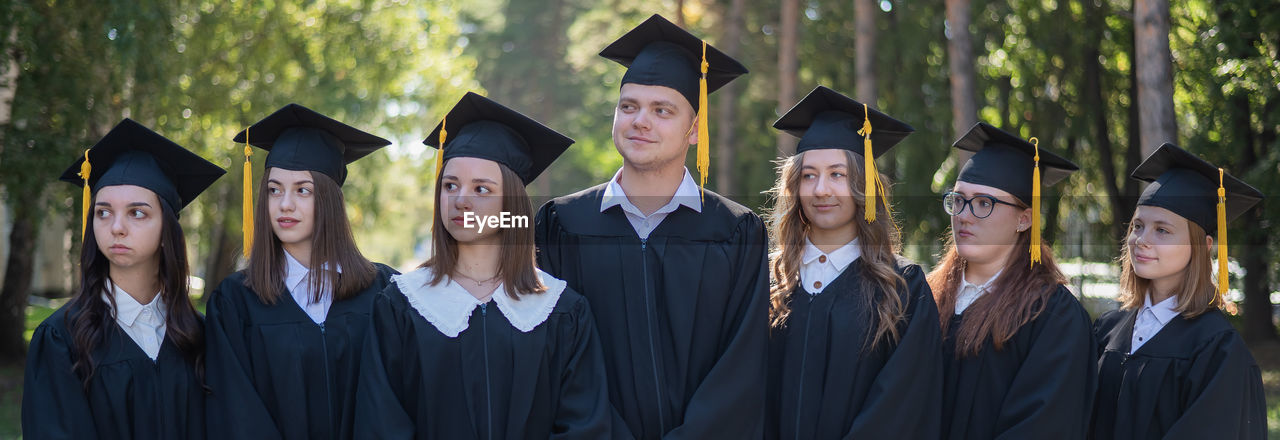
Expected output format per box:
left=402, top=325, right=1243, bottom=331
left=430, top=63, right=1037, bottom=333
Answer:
left=993, top=288, right=1097, bottom=440
left=352, top=289, right=416, bottom=440
left=1162, top=330, right=1267, bottom=440
left=550, top=293, right=613, bottom=439
left=662, top=215, right=769, bottom=440
left=842, top=266, right=943, bottom=439
left=21, top=320, right=101, bottom=440
left=204, top=279, right=284, bottom=440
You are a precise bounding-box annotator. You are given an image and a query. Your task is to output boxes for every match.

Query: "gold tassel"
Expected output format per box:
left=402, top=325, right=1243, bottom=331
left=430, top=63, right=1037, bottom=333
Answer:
left=1029, top=137, right=1042, bottom=267
left=78, top=149, right=92, bottom=240
left=1217, top=168, right=1228, bottom=296
left=434, top=118, right=447, bottom=185
left=696, top=41, right=710, bottom=204
left=858, top=103, right=879, bottom=223
left=242, top=128, right=254, bottom=258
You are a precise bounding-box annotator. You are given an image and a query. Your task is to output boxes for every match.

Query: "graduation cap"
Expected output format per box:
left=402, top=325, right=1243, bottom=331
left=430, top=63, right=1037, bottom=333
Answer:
left=59, top=118, right=225, bottom=239
left=233, top=103, right=390, bottom=257
left=953, top=122, right=1079, bottom=266
left=424, top=92, right=574, bottom=186
left=1131, top=143, right=1264, bottom=295
left=599, top=13, right=749, bottom=199
left=773, top=85, right=915, bottom=223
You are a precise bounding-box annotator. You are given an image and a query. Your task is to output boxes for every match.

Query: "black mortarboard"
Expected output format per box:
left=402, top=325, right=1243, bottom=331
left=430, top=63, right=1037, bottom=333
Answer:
left=1131, top=143, right=1263, bottom=234
left=953, top=122, right=1079, bottom=205
left=232, top=103, right=390, bottom=186
left=598, top=14, right=748, bottom=110
left=59, top=119, right=225, bottom=236
left=424, top=92, right=574, bottom=186
left=773, top=86, right=914, bottom=156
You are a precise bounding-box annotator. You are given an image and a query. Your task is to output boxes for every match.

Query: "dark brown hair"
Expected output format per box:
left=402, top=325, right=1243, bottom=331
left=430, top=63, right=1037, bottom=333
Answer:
left=245, top=169, right=376, bottom=304
left=766, top=150, right=907, bottom=350
left=1117, top=214, right=1219, bottom=318
left=927, top=197, right=1068, bottom=357
left=421, top=160, right=545, bottom=300
left=69, top=193, right=206, bottom=390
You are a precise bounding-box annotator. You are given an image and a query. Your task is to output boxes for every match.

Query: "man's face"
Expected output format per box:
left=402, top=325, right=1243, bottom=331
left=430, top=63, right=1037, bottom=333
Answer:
left=612, top=83, right=697, bottom=173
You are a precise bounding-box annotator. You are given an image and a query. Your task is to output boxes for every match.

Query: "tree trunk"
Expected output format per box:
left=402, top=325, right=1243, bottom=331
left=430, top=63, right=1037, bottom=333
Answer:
left=676, top=0, right=687, bottom=28
left=0, top=199, right=37, bottom=365
left=776, top=0, right=800, bottom=157
left=1242, top=98, right=1277, bottom=341
left=715, top=0, right=746, bottom=197
left=1082, top=0, right=1130, bottom=243
left=946, top=0, right=977, bottom=153
left=200, top=185, right=239, bottom=306
left=854, top=0, right=877, bottom=106
left=1134, top=0, right=1177, bottom=156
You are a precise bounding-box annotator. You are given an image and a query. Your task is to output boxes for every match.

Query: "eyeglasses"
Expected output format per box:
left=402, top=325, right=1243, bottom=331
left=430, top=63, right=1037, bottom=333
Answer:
left=942, top=191, right=1021, bottom=219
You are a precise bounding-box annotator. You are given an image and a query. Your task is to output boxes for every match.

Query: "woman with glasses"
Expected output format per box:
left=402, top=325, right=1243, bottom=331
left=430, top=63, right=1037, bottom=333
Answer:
left=927, top=122, right=1096, bottom=439
left=764, top=87, right=943, bottom=440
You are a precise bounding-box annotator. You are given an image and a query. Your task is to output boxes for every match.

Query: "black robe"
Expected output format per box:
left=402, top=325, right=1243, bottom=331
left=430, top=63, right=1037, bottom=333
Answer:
left=535, top=184, right=770, bottom=440
left=204, top=263, right=397, bottom=440
left=1090, top=306, right=1266, bottom=439
left=353, top=279, right=612, bottom=439
left=766, top=258, right=943, bottom=440
left=22, top=305, right=206, bottom=440
left=940, top=285, right=1097, bottom=439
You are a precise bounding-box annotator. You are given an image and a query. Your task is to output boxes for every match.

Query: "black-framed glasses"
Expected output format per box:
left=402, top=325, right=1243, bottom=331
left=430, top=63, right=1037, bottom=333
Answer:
left=942, top=191, right=1020, bottom=219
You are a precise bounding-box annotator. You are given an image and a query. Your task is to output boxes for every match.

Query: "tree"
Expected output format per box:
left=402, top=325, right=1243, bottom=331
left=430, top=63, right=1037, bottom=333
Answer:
left=945, top=0, right=976, bottom=146
left=1134, top=0, right=1176, bottom=155
left=776, top=0, right=800, bottom=157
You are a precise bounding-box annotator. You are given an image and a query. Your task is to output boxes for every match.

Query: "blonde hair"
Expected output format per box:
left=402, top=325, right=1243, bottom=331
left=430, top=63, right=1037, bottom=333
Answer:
left=1117, top=215, right=1219, bottom=318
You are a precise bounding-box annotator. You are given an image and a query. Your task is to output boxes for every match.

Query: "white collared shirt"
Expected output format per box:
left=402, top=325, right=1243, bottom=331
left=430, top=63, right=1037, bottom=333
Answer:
left=103, top=280, right=166, bottom=360
left=1130, top=293, right=1179, bottom=353
left=954, top=269, right=1003, bottom=315
left=284, top=250, right=339, bottom=324
left=600, top=167, right=702, bottom=240
left=392, top=267, right=568, bottom=338
left=799, top=237, right=861, bottom=295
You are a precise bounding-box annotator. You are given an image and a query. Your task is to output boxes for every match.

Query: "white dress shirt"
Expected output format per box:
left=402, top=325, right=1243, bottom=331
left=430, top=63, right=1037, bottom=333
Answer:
left=1130, top=293, right=1179, bottom=353
left=600, top=167, right=702, bottom=240
left=799, top=238, right=861, bottom=295
left=954, top=269, right=1003, bottom=315
left=103, top=280, right=166, bottom=360
left=284, top=250, right=339, bottom=324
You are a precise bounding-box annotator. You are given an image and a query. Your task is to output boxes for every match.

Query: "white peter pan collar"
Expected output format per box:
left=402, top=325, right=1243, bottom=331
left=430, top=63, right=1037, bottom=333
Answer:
left=392, top=266, right=566, bottom=338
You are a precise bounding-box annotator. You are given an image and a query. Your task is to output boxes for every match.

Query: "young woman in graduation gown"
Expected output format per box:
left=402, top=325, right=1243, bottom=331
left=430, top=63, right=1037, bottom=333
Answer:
left=23, top=119, right=225, bottom=440
left=927, top=122, right=1096, bottom=439
left=1090, top=143, right=1266, bottom=440
left=763, top=86, right=943, bottom=440
left=204, top=104, right=398, bottom=440
left=354, top=92, right=611, bottom=439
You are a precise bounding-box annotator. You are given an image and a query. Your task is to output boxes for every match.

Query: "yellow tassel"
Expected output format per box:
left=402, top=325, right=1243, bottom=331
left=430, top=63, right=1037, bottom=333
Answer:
left=78, top=149, right=91, bottom=241
left=858, top=103, right=879, bottom=223
left=1217, top=168, right=1228, bottom=296
left=434, top=118, right=447, bottom=186
left=696, top=41, right=710, bottom=204
left=242, top=128, right=254, bottom=258
left=1029, top=137, right=1042, bottom=267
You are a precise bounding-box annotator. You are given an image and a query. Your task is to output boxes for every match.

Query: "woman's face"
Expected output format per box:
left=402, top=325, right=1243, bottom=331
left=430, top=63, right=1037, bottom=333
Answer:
left=267, top=168, right=317, bottom=254
left=1127, top=205, right=1196, bottom=285
left=798, top=149, right=858, bottom=243
left=948, top=180, right=1031, bottom=266
left=93, top=185, right=164, bottom=270
left=440, top=157, right=505, bottom=245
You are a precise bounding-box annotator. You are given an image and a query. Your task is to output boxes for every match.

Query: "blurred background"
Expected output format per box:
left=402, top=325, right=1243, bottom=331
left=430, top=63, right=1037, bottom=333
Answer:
left=0, top=0, right=1277, bottom=436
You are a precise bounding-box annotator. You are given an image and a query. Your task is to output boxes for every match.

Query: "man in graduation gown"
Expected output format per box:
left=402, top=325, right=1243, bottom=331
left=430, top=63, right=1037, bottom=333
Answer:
left=534, top=14, right=768, bottom=440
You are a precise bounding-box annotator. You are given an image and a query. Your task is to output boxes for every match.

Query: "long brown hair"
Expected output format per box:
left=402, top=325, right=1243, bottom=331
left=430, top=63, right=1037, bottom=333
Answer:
left=421, top=160, right=545, bottom=300
left=245, top=169, right=377, bottom=304
left=1117, top=215, right=1219, bottom=318
left=766, top=150, right=907, bottom=350
left=69, top=193, right=206, bottom=390
left=928, top=199, right=1067, bottom=357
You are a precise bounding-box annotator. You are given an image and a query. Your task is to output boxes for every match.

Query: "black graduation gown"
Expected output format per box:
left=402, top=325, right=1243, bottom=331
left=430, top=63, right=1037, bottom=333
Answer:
left=204, top=263, right=397, bottom=440
left=766, top=258, right=943, bottom=440
left=353, top=280, right=612, bottom=439
left=940, top=285, right=1097, bottom=439
left=22, top=305, right=206, bottom=440
left=535, top=184, right=770, bottom=440
left=1090, top=307, right=1266, bottom=440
